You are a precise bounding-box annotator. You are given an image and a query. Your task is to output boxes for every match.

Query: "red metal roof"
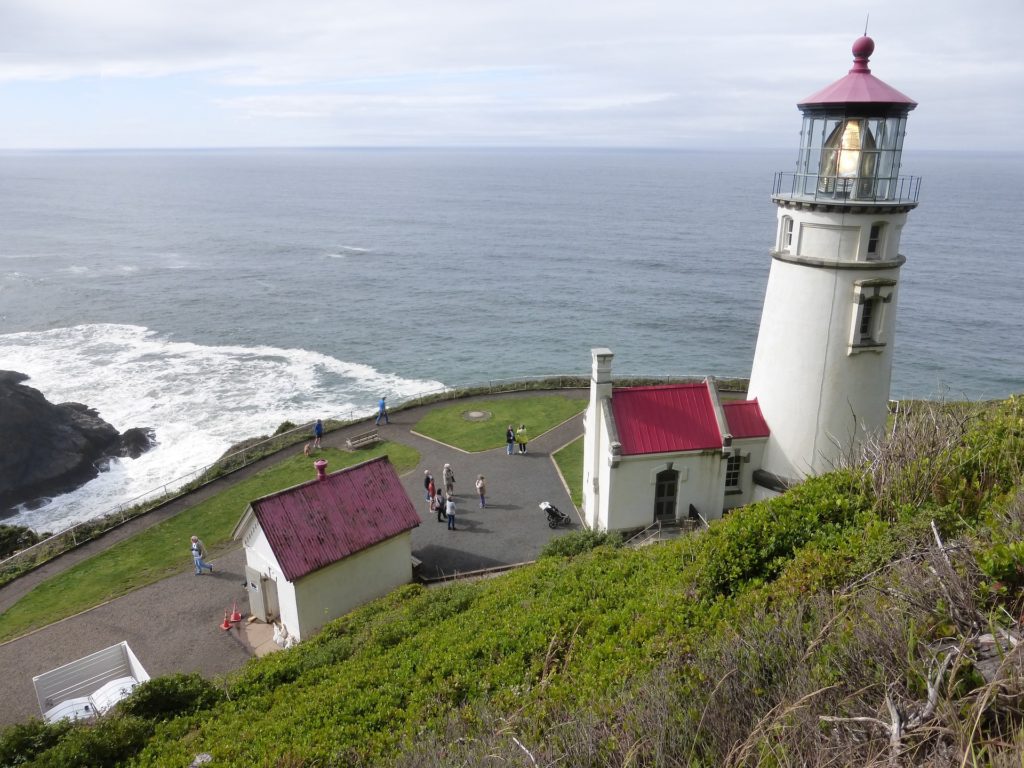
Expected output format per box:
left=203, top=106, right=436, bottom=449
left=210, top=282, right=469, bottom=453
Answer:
left=723, top=400, right=770, bottom=439
left=800, top=36, right=916, bottom=109
left=611, top=383, right=722, bottom=456
left=247, top=456, right=420, bottom=582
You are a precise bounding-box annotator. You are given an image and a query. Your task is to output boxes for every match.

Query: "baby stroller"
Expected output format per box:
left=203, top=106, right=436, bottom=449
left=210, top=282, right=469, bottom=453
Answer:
left=539, top=501, right=571, bottom=529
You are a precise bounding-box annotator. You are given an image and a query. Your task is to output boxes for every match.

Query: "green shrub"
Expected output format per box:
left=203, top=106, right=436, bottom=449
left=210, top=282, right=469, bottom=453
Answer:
left=0, top=718, right=72, bottom=768
left=540, top=529, right=622, bottom=558
left=694, top=469, right=872, bottom=598
left=273, top=420, right=297, bottom=435
left=0, top=525, right=46, bottom=559
left=27, top=716, right=153, bottom=768
left=117, top=673, right=224, bottom=722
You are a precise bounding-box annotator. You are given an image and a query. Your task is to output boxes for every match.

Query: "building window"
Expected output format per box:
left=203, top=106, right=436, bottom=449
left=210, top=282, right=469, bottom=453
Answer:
left=653, top=469, right=679, bottom=523
left=782, top=216, right=795, bottom=251
left=866, top=223, right=884, bottom=260
left=724, top=454, right=742, bottom=492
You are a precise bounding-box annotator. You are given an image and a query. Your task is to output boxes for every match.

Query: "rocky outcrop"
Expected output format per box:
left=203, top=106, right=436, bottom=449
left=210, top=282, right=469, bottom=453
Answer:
left=0, top=371, right=156, bottom=514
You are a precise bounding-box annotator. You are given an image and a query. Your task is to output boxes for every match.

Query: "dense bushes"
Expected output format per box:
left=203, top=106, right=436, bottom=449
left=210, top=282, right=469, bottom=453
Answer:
left=4, top=717, right=153, bottom=768
left=539, top=528, right=622, bottom=558
left=116, top=673, right=224, bottom=721
left=0, top=525, right=46, bottom=560
left=0, top=719, right=71, bottom=768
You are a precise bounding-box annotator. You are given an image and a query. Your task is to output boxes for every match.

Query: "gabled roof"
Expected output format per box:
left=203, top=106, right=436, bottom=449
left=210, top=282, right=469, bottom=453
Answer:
left=611, top=383, right=723, bottom=456
left=799, top=36, right=916, bottom=110
left=723, top=400, right=770, bottom=439
left=610, top=383, right=770, bottom=456
left=237, top=455, right=419, bottom=582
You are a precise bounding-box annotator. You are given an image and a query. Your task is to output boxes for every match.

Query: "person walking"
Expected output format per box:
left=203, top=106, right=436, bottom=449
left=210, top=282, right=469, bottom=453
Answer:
left=423, top=470, right=433, bottom=501
left=190, top=535, right=213, bottom=575
left=443, top=463, right=456, bottom=494
left=313, top=418, right=324, bottom=450
left=505, top=424, right=515, bottom=456
left=375, top=396, right=389, bottom=425
left=475, top=475, right=487, bottom=508
left=516, top=424, right=528, bottom=454
left=445, top=495, right=457, bottom=530
left=434, top=490, right=446, bottom=523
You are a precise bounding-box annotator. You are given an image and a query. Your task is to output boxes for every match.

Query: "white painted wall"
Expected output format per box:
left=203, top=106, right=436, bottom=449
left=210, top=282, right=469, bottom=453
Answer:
left=240, top=522, right=298, bottom=635
left=749, top=204, right=907, bottom=481
left=723, top=439, right=767, bottom=512
left=240, top=522, right=413, bottom=641
left=602, top=451, right=728, bottom=532
left=291, top=532, right=413, bottom=640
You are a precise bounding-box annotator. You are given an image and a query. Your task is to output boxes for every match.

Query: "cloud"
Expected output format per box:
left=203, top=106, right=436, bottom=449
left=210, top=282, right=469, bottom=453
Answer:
left=0, top=0, right=1021, bottom=148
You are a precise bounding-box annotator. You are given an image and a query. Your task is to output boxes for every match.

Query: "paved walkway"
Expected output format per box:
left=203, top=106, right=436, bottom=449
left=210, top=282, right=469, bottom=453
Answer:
left=0, top=389, right=586, bottom=725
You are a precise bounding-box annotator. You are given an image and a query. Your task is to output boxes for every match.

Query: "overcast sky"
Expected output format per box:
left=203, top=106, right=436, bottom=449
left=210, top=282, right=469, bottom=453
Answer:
left=1, top=0, right=1021, bottom=151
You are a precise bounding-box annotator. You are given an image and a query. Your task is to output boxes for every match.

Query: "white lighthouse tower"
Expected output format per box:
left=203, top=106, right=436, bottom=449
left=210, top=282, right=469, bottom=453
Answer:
left=748, top=36, right=919, bottom=495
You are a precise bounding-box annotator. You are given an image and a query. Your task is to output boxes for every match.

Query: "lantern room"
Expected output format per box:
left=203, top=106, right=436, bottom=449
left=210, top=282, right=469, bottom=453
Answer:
left=774, top=36, right=920, bottom=204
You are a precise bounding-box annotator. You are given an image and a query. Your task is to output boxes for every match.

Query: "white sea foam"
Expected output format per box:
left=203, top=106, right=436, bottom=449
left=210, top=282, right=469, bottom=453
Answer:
left=0, top=324, right=443, bottom=531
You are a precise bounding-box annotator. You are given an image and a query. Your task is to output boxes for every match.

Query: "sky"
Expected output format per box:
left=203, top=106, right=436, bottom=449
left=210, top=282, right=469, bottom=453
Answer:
left=0, top=0, right=1021, bottom=151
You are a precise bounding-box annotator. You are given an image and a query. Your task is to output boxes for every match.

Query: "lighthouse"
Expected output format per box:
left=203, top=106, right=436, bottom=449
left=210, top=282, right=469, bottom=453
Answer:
left=747, top=36, right=919, bottom=494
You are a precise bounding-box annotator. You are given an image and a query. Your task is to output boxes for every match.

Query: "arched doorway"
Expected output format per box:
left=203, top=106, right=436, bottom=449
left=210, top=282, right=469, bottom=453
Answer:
left=654, top=468, right=679, bottom=524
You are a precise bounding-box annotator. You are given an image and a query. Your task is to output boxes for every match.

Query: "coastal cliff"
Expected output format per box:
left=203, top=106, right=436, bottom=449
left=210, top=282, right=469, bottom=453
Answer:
left=0, top=371, right=155, bottom=515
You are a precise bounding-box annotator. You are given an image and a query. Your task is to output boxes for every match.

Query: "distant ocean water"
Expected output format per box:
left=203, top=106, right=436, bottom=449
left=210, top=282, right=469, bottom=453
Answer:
left=1, top=148, right=1022, bottom=532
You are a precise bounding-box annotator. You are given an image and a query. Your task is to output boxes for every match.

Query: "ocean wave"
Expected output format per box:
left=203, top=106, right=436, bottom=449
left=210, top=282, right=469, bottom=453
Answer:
left=0, top=324, right=443, bottom=531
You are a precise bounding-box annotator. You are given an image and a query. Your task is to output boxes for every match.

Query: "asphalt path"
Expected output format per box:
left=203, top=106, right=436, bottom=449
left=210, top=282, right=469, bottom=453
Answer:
left=0, top=389, right=586, bottom=726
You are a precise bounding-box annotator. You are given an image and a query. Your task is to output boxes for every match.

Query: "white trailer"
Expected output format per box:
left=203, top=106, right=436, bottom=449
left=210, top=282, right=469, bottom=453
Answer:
left=32, top=641, right=150, bottom=723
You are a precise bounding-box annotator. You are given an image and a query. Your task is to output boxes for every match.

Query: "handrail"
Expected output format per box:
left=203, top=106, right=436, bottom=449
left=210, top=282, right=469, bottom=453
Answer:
left=624, top=520, right=662, bottom=547
left=1, top=371, right=749, bottom=581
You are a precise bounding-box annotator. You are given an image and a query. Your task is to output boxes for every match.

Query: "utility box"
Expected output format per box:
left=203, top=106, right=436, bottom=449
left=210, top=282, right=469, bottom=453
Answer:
left=32, top=641, right=150, bottom=723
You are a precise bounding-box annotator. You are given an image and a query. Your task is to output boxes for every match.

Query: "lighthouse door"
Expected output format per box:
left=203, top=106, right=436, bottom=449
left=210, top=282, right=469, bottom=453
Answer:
left=653, top=469, right=679, bottom=524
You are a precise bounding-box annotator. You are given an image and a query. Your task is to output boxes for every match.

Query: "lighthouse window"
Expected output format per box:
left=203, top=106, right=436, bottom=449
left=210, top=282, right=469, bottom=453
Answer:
left=866, top=224, right=884, bottom=259
left=818, top=119, right=878, bottom=198
left=782, top=217, right=795, bottom=251
left=858, top=299, right=876, bottom=341
left=850, top=279, right=895, bottom=352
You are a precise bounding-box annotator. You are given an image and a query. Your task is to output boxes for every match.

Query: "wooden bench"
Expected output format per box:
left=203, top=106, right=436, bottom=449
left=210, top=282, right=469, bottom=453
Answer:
left=345, top=429, right=380, bottom=450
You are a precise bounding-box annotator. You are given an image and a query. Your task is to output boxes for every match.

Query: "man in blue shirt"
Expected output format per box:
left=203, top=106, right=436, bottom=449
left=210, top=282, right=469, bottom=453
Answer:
left=375, top=396, right=389, bottom=425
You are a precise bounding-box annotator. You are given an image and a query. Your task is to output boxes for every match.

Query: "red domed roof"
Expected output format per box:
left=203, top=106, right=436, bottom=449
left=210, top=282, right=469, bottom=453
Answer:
left=799, top=36, right=916, bottom=110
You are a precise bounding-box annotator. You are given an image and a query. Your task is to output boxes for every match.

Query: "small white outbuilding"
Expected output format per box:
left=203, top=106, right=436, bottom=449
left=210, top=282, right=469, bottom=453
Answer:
left=233, top=455, right=420, bottom=642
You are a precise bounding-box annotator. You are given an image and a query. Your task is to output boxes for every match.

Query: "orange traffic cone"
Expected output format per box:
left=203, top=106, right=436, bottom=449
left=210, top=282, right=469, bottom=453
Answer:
left=220, top=609, right=232, bottom=631
left=230, top=601, right=242, bottom=623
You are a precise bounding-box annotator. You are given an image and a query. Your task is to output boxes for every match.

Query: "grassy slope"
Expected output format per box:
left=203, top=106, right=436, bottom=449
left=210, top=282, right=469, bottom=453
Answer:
left=412, top=396, right=585, bottom=452
left=0, top=443, right=419, bottom=643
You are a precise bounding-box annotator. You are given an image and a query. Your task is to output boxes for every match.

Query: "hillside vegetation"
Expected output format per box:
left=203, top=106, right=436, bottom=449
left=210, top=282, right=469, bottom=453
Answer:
left=3, top=396, right=1023, bottom=767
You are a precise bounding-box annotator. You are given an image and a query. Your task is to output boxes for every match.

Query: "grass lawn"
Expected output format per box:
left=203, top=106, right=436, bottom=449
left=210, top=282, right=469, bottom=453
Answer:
left=553, top=436, right=584, bottom=509
left=413, top=395, right=586, bottom=452
left=0, top=442, right=419, bottom=643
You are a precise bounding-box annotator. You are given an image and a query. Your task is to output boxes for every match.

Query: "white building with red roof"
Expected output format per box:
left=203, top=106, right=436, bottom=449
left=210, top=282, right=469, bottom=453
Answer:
left=583, top=349, right=769, bottom=531
left=232, top=455, right=420, bottom=641
left=583, top=36, right=919, bottom=531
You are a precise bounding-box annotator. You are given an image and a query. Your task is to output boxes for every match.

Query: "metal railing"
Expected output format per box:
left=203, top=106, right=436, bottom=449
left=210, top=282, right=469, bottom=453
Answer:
left=771, top=171, right=921, bottom=205
left=624, top=521, right=663, bottom=548
left=0, top=370, right=747, bottom=582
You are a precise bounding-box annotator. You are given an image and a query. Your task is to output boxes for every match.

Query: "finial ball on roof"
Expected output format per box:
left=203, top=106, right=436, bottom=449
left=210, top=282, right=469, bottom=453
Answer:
left=852, top=35, right=875, bottom=59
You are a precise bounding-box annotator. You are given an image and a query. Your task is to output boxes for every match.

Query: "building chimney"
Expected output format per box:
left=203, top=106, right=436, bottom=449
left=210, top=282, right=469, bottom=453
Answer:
left=314, top=459, right=328, bottom=480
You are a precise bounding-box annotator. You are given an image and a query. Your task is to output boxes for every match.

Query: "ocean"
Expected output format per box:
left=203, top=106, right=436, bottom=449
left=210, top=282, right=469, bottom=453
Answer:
left=1, top=148, right=1022, bottom=532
